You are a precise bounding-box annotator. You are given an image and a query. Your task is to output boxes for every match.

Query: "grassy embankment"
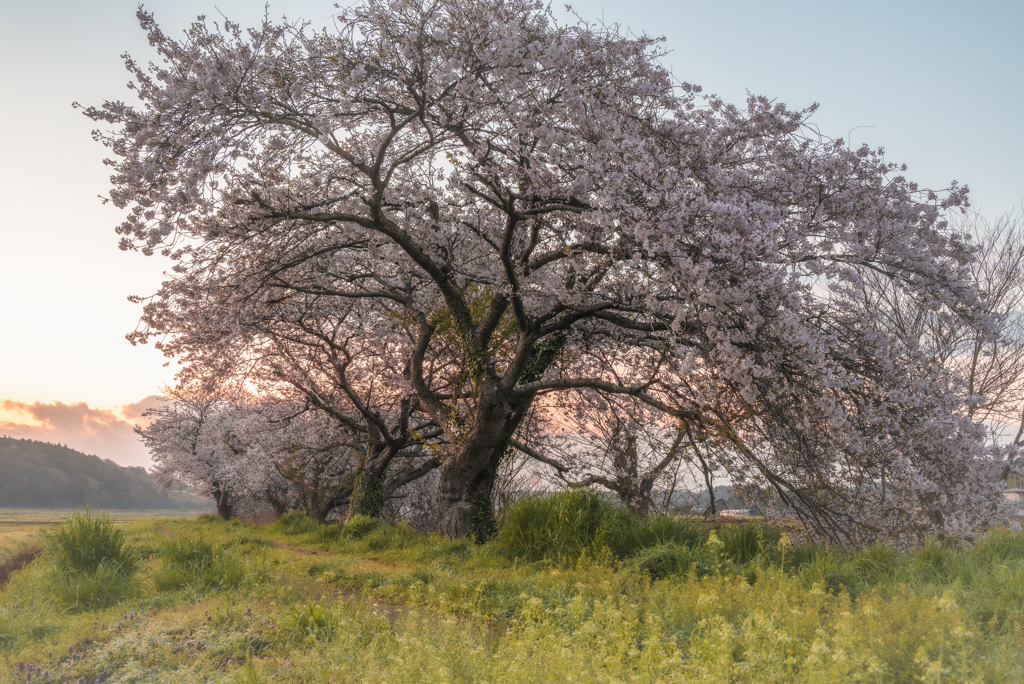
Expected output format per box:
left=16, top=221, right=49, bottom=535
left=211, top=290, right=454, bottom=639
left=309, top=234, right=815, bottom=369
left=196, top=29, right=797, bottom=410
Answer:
left=1, top=493, right=1024, bottom=683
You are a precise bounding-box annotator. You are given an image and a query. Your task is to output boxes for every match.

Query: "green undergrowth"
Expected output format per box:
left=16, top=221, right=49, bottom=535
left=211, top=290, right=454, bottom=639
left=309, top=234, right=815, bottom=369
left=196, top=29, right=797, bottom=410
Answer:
left=153, top=533, right=246, bottom=592
left=1, top=500, right=1023, bottom=683
left=494, top=490, right=713, bottom=562
left=43, top=508, right=139, bottom=610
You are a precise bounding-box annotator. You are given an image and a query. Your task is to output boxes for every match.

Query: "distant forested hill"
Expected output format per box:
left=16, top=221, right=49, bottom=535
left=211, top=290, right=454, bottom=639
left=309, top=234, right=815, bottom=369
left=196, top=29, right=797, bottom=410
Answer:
left=0, top=437, right=207, bottom=509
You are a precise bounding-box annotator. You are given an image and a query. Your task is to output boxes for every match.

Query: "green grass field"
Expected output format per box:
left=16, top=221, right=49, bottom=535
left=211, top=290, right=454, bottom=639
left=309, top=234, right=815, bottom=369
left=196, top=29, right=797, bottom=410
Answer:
left=1, top=504, right=1023, bottom=683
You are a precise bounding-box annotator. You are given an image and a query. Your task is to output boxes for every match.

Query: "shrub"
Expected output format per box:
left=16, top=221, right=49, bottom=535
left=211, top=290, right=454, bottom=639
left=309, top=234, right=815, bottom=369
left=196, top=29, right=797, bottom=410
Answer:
left=274, top=511, right=319, bottom=536
left=44, top=509, right=137, bottom=609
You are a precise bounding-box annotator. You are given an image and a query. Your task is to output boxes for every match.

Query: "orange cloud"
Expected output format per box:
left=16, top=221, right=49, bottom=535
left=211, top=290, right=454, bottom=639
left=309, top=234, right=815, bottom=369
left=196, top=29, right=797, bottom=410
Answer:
left=0, top=399, right=156, bottom=468
left=120, top=395, right=167, bottom=420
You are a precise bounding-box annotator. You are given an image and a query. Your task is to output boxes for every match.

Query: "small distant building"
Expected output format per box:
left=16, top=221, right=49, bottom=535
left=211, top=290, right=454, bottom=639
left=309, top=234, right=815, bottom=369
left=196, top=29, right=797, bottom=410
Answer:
left=1005, top=473, right=1024, bottom=512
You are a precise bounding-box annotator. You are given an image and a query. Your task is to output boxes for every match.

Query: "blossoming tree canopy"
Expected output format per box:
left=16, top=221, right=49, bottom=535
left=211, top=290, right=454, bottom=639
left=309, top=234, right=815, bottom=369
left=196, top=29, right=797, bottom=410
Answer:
left=83, top=0, right=1010, bottom=542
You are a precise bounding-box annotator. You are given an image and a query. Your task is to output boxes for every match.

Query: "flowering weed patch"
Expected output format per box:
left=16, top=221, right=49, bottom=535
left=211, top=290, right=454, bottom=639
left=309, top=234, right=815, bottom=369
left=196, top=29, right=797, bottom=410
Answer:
left=1, top=513, right=1023, bottom=682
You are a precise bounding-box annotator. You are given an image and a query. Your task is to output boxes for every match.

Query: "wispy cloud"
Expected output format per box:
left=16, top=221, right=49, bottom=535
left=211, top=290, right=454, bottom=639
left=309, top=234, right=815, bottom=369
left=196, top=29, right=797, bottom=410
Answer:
left=0, top=397, right=164, bottom=468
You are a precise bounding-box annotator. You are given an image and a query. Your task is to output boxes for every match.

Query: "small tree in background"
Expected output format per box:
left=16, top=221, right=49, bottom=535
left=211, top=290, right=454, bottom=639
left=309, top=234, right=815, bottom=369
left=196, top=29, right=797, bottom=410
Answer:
left=857, top=211, right=1024, bottom=480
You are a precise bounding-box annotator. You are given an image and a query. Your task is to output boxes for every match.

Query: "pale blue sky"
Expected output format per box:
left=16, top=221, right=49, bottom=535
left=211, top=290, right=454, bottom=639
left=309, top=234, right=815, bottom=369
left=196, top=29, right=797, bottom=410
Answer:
left=0, top=0, right=1021, bottom=464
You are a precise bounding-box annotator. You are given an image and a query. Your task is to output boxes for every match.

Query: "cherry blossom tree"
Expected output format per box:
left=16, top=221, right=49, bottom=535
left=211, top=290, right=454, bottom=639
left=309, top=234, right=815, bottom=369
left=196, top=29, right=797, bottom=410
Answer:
left=238, top=399, right=354, bottom=520
left=90, top=0, right=1008, bottom=542
left=139, top=384, right=359, bottom=520
left=137, top=383, right=245, bottom=519
left=167, top=290, right=445, bottom=520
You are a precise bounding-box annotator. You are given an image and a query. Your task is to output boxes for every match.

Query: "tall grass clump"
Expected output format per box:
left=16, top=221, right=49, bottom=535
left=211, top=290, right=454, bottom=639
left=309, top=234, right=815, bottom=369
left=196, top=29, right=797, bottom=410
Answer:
left=280, top=602, right=339, bottom=643
left=494, top=490, right=625, bottom=562
left=630, top=543, right=709, bottom=579
left=231, top=654, right=269, bottom=684
left=44, top=509, right=137, bottom=609
left=314, top=514, right=385, bottom=544
left=716, top=522, right=780, bottom=564
left=495, top=490, right=708, bottom=563
left=153, top=534, right=244, bottom=591
left=274, top=511, right=319, bottom=536
left=343, top=514, right=387, bottom=540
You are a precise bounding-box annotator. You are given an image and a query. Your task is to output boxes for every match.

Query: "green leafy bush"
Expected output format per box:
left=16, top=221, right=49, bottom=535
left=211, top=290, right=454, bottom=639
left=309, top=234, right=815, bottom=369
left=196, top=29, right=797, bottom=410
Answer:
left=44, top=509, right=137, bottom=609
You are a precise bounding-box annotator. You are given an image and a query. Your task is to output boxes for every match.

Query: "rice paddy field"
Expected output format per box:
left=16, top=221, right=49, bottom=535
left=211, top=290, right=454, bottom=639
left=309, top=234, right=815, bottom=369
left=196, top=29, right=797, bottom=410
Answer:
left=1, top=495, right=1023, bottom=683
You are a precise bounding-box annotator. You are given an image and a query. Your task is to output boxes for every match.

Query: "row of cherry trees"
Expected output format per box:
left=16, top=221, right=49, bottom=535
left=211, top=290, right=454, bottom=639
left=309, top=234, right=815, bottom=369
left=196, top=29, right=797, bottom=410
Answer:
left=93, top=0, right=1021, bottom=542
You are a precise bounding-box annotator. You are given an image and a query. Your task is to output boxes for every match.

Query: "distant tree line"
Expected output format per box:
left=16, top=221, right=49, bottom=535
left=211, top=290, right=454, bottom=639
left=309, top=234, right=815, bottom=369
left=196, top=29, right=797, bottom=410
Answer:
left=0, top=437, right=207, bottom=509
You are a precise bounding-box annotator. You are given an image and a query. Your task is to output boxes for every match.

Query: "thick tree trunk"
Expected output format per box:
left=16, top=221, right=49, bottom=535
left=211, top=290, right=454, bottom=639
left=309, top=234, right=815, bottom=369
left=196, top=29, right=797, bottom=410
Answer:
left=434, top=333, right=563, bottom=539
left=212, top=482, right=233, bottom=520
left=346, top=441, right=406, bottom=519
left=437, top=448, right=501, bottom=540
left=436, top=391, right=514, bottom=540
left=621, top=476, right=656, bottom=516
left=347, top=466, right=388, bottom=519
